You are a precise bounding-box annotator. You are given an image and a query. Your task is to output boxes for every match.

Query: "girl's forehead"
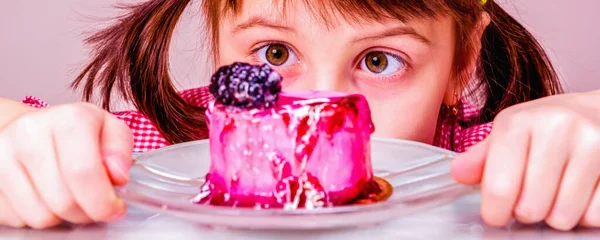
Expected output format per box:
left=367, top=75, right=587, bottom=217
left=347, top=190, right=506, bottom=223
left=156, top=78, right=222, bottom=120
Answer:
left=219, top=0, right=453, bottom=38
left=219, top=0, right=448, bottom=27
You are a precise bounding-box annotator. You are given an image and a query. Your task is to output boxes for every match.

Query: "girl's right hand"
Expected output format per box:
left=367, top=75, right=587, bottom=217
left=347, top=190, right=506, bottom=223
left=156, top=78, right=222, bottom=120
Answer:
left=0, top=102, right=133, bottom=229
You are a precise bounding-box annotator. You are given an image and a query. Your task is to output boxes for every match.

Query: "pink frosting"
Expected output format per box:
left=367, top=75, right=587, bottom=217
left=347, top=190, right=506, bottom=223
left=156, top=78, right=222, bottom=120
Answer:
left=194, top=91, right=376, bottom=209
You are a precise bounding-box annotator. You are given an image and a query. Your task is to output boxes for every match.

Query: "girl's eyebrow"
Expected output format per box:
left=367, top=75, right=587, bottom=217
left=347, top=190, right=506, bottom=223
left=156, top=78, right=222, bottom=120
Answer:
left=232, top=16, right=296, bottom=34
left=353, top=26, right=431, bottom=45
left=232, top=16, right=430, bottom=45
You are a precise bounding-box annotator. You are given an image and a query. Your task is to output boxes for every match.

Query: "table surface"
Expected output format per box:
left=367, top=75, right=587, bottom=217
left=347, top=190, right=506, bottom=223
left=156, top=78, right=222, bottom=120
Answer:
left=0, top=192, right=598, bottom=240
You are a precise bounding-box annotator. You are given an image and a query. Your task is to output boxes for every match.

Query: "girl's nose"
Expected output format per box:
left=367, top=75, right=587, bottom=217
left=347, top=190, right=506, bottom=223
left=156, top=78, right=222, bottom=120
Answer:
left=288, top=64, right=352, bottom=93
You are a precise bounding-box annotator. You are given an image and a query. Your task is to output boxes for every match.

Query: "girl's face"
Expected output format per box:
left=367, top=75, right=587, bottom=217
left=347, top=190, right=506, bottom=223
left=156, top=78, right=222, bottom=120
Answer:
left=217, top=1, right=458, bottom=144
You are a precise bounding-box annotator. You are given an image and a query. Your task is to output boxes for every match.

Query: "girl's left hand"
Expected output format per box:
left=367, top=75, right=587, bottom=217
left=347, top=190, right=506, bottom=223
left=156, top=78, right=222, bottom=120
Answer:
left=451, top=91, right=600, bottom=231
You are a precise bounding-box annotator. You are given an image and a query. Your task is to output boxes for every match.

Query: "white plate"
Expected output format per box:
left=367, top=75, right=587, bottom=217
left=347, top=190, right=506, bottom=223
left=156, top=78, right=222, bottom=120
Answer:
left=116, top=138, right=472, bottom=230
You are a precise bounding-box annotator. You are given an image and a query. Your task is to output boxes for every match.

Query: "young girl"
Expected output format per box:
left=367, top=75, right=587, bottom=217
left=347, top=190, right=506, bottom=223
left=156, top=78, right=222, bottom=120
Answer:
left=0, top=0, right=599, bottom=231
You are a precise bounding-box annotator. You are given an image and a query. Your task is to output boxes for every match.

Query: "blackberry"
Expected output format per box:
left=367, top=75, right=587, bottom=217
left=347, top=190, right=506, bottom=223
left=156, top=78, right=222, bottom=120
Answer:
left=209, top=62, right=283, bottom=109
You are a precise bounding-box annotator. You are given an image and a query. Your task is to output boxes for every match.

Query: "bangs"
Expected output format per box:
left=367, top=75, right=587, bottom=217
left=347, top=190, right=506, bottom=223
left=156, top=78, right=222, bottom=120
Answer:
left=219, top=0, right=450, bottom=27
left=202, top=0, right=461, bottom=63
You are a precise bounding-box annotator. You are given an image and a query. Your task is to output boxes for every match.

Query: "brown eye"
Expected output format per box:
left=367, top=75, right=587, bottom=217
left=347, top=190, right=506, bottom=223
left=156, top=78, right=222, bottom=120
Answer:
left=360, top=51, right=405, bottom=76
left=265, top=44, right=289, bottom=66
left=364, top=51, right=388, bottom=73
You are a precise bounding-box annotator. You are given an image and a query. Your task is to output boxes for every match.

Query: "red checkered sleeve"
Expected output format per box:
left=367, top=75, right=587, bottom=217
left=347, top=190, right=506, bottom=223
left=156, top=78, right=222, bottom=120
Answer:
left=111, top=111, right=170, bottom=152
left=453, top=122, right=493, bottom=152
left=433, top=101, right=494, bottom=153
left=22, top=96, right=49, bottom=108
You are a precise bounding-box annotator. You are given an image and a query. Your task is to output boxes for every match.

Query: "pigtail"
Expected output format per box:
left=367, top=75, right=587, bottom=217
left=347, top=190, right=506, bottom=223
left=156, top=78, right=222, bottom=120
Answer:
left=72, top=0, right=208, bottom=143
left=474, top=1, right=563, bottom=123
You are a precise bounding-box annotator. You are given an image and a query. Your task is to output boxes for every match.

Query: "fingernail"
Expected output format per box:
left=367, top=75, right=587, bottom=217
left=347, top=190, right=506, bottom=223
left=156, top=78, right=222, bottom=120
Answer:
left=109, top=199, right=128, bottom=222
left=109, top=210, right=127, bottom=222
left=105, top=156, right=131, bottom=184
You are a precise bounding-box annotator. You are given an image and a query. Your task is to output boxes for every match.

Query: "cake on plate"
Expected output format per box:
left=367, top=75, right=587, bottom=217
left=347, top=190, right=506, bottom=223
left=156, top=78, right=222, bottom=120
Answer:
left=193, top=62, right=388, bottom=209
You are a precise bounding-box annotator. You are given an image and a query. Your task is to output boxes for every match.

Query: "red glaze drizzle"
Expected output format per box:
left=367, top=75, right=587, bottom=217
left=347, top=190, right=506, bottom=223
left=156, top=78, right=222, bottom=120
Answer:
left=194, top=93, right=385, bottom=209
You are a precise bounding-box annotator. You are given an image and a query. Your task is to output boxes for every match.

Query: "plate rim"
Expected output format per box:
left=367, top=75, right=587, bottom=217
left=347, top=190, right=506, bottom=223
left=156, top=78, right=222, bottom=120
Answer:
left=132, top=137, right=458, bottom=157
left=121, top=138, right=469, bottom=218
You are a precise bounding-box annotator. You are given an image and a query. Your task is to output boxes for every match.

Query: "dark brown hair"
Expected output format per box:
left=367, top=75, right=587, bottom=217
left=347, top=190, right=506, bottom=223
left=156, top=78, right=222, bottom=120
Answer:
left=72, top=0, right=207, bottom=143
left=73, top=0, right=562, bottom=144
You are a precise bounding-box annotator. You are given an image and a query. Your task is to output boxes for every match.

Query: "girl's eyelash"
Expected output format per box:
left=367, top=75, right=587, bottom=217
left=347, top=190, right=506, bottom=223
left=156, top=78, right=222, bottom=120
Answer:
left=355, top=65, right=410, bottom=87
left=356, top=50, right=411, bottom=74
left=247, top=41, right=286, bottom=57
left=355, top=49, right=411, bottom=85
left=387, top=53, right=404, bottom=64
left=385, top=51, right=409, bottom=71
left=247, top=44, right=264, bottom=57
left=356, top=49, right=408, bottom=67
left=371, top=70, right=406, bottom=83
left=247, top=41, right=293, bottom=65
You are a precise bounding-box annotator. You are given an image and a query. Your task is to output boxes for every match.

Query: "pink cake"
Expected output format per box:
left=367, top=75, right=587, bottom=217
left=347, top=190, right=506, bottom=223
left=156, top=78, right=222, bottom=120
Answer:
left=193, top=63, right=381, bottom=209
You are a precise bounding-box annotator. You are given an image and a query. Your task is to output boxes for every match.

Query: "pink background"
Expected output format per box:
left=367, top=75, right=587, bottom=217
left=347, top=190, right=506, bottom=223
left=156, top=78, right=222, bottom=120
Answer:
left=1, top=1, right=599, bottom=106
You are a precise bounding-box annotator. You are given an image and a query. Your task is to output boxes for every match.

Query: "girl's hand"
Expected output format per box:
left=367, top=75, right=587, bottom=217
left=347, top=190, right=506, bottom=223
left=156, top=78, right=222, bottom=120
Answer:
left=0, top=103, right=133, bottom=229
left=452, top=91, right=600, bottom=231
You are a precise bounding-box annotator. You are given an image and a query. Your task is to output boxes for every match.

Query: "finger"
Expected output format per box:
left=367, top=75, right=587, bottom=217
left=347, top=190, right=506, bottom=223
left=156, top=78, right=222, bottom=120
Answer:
left=514, top=122, right=569, bottom=224
left=451, top=138, right=490, bottom=185
left=0, top=146, right=61, bottom=229
left=480, top=114, right=531, bottom=227
left=0, top=191, right=25, bottom=228
left=53, top=105, right=126, bottom=222
left=100, top=113, right=133, bottom=186
left=545, top=131, right=600, bottom=231
left=0, top=138, right=24, bottom=228
left=581, top=181, right=600, bottom=228
left=15, top=126, right=92, bottom=224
